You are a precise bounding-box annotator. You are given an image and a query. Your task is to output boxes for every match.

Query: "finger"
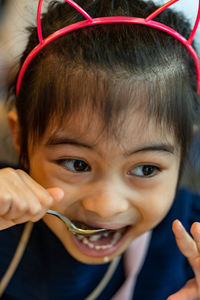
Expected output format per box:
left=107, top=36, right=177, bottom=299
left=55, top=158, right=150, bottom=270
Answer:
left=5, top=187, right=64, bottom=222
left=47, top=188, right=64, bottom=203
left=12, top=210, right=47, bottom=224
left=0, top=170, right=43, bottom=219
left=13, top=188, right=64, bottom=223
left=167, top=278, right=198, bottom=300
left=190, top=222, right=200, bottom=254
left=189, top=222, right=200, bottom=289
left=1, top=193, right=29, bottom=220
left=0, top=193, right=12, bottom=215
left=0, top=169, right=64, bottom=227
left=17, top=170, right=54, bottom=207
left=2, top=189, right=42, bottom=220
left=172, top=220, right=199, bottom=259
left=4, top=171, right=63, bottom=219
left=0, top=217, right=15, bottom=231
left=172, top=220, right=200, bottom=295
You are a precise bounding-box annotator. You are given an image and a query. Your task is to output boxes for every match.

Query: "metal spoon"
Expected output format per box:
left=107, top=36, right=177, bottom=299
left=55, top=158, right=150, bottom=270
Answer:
left=47, top=209, right=108, bottom=235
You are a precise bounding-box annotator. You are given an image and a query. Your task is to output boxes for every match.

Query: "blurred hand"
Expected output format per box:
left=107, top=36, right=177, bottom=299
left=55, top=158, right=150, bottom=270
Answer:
left=0, top=168, right=64, bottom=230
left=167, top=220, right=200, bottom=300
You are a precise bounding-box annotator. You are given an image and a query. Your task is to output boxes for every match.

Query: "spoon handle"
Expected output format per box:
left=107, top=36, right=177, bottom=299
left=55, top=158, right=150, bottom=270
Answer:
left=47, top=209, right=73, bottom=228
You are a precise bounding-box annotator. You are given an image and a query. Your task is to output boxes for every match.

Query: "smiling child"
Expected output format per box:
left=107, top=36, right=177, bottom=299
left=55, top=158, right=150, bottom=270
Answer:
left=0, top=0, right=200, bottom=299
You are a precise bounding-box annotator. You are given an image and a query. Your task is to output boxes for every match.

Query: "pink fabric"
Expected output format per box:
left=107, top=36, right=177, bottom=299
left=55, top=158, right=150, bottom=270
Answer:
left=112, top=231, right=152, bottom=300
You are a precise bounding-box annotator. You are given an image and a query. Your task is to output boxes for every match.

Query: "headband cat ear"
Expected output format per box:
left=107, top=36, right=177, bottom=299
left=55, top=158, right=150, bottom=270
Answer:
left=37, top=0, right=93, bottom=43
left=16, top=0, right=200, bottom=95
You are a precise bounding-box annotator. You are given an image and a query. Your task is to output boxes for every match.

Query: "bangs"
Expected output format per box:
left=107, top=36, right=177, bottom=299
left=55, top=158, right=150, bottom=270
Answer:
left=25, top=51, right=195, bottom=153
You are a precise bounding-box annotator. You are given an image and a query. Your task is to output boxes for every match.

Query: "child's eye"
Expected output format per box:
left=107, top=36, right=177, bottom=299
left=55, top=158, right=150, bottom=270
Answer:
left=128, top=165, right=160, bottom=178
left=58, top=159, right=91, bottom=173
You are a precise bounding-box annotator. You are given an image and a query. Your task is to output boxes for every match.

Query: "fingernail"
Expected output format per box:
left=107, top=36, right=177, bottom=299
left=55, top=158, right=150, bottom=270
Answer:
left=47, top=188, right=64, bottom=203
left=50, top=188, right=64, bottom=202
left=175, top=219, right=184, bottom=229
left=55, top=189, right=64, bottom=202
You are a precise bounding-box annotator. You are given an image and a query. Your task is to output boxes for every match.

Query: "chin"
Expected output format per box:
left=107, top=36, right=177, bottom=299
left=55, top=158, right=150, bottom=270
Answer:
left=65, top=225, right=136, bottom=265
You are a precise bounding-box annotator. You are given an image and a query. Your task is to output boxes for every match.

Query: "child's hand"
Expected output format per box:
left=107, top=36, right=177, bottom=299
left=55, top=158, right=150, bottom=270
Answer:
left=167, top=220, right=200, bottom=300
left=0, top=168, right=64, bottom=230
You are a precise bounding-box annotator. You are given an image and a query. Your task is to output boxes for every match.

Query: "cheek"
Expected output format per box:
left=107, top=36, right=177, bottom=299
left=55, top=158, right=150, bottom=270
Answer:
left=137, top=192, right=175, bottom=230
left=132, top=177, right=178, bottom=231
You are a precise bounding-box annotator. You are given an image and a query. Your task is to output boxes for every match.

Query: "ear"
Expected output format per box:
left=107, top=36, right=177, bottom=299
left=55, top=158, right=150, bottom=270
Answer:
left=7, top=111, right=21, bottom=155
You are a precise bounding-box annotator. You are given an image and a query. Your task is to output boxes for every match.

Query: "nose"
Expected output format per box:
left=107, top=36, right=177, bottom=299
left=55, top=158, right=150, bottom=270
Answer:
left=81, top=185, right=129, bottom=219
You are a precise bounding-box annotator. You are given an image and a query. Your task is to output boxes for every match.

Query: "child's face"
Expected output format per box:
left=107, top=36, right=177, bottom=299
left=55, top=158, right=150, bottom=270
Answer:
left=26, top=109, right=180, bottom=264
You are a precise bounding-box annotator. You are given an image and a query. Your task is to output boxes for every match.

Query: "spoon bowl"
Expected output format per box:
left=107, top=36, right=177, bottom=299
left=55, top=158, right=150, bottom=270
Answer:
left=47, top=210, right=109, bottom=235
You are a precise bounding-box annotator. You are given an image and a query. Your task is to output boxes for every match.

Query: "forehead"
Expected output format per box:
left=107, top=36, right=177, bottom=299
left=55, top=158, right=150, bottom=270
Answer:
left=42, top=108, right=178, bottom=154
left=27, top=54, right=186, bottom=155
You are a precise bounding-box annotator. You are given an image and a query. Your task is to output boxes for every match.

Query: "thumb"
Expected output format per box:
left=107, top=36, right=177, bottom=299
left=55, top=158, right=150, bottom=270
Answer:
left=47, top=187, right=64, bottom=203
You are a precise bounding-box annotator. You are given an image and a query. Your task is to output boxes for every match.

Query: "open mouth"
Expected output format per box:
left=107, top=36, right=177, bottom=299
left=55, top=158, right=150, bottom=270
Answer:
left=71, top=222, right=131, bottom=258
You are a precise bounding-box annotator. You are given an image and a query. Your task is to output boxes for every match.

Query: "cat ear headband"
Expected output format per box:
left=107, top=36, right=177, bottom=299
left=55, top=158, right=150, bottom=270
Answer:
left=16, top=0, right=200, bottom=95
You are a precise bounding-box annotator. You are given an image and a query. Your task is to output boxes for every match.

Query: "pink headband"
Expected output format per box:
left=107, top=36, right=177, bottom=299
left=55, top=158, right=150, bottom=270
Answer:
left=16, top=0, right=200, bottom=95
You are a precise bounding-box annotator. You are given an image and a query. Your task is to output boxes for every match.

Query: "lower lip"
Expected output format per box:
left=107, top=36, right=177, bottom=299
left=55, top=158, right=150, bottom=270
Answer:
left=71, top=226, right=132, bottom=257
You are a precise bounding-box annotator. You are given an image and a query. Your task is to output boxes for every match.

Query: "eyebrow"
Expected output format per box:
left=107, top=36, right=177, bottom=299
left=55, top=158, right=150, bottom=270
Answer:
left=46, top=137, right=94, bottom=149
left=124, top=143, right=175, bottom=156
left=45, top=136, right=175, bottom=155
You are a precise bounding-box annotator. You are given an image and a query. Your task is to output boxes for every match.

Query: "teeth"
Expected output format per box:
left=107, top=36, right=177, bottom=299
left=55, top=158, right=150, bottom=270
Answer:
left=88, top=243, right=94, bottom=249
left=88, top=231, right=111, bottom=241
left=89, top=234, right=103, bottom=242
left=83, top=238, right=89, bottom=245
left=103, top=232, right=109, bottom=237
left=104, top=256, right=109, bottom=263
left=76, top=231, right=112, bottom=242
left=75, top=228, right=125, bottom=250
left=100, top=245, right=111, bottom=250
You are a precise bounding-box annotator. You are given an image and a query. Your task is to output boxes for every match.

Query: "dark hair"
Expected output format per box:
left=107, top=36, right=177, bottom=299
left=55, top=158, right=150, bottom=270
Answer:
left=8, top=0, right=200, bottom=169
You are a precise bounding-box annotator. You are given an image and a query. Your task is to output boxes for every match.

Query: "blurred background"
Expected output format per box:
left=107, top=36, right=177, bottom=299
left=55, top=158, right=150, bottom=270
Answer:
left=0, top=0, right=200, bottom=190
